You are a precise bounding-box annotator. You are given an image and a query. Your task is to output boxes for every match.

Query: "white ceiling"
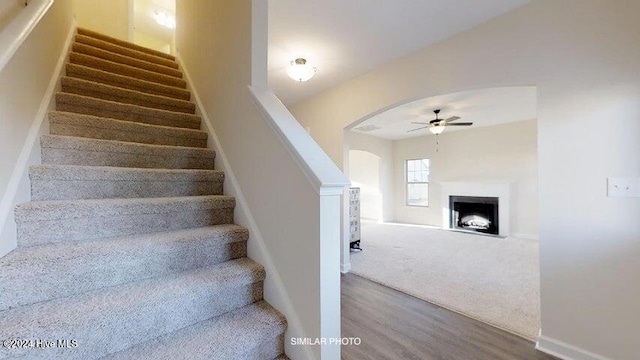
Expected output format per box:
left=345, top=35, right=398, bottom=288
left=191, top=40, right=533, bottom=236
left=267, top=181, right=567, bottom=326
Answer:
left=347, top=87, right=537, bottom=140
left=268, top=0, right=530, bottom=105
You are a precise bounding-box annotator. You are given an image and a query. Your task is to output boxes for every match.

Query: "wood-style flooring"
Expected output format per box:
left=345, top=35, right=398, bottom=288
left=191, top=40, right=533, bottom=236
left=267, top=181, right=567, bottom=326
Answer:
left=341, top=273, right=557, bottom=360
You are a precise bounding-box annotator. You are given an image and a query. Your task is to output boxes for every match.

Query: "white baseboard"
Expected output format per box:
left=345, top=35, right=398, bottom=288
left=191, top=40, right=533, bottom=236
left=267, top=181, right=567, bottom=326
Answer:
left=0, top=21, right=76, bottom=258
left=340, top=262, right=352, bottom=274
left=176, top=53, right=314, bottom=360
left=536, top=335, right=611, bottom=360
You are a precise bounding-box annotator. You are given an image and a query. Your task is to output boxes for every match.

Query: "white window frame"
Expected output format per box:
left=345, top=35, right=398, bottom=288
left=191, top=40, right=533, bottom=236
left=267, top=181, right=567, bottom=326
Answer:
left=405, top=158, right=430, bottom=207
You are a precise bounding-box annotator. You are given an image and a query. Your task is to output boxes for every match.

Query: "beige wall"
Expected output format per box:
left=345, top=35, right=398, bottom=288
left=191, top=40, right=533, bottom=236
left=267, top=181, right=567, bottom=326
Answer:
left=291, top=1, right=640, bottom=358
left=344, top=131, right=394, bottom=222
left=348, top=150, right=382, bottom=221
left=0, top=0, right=22, bottom=30
left=134, top=30, right=172, bottom=54
left=0, top=0, right=73, bottom=257
left=393, top=120, right=538, bottom=237
left=72, top=0, right=130, bottom=40
left=176, top=1, right=341, bottom=358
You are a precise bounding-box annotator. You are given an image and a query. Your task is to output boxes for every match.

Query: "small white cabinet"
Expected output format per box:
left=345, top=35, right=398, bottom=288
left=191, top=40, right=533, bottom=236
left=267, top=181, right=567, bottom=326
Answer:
left=349, top=187, right=361, bottom=250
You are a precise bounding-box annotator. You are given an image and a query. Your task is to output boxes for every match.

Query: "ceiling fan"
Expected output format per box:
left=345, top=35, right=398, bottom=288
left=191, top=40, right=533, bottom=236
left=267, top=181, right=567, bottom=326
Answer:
left=407, top=109, right=473, bottom=135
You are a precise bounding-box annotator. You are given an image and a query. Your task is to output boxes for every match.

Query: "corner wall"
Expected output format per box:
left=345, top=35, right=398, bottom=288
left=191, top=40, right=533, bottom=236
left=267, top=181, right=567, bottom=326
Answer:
left=290, top=1, right=640, bottom=359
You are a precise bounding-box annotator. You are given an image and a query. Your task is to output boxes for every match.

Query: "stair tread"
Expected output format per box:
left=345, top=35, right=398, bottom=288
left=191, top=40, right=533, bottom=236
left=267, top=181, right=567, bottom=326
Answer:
left=0, top=258, right=264, bottom=359
left=105, top=301, right=286, bottom=360
left=77, top=27, right=175, bottom=60
left=30, top=164, right=222, bottom=181
left=61, top=77, right=195, bottom=113
left=75, top=34, right=179, bottom=69
left=69, top=52, right=186, bottom=88
left=41, top=135, right=214, bottom=157
left=0, top=225, right=248, bottom=311
left=72, top=42, right=182, bottom=78
left=15, top=195, right=235, bottom=222
left=66, top=63, right=191, bottom=101
left=56, top=92, right=201, bottom=129
left=49, top=111, right=205, bottom=140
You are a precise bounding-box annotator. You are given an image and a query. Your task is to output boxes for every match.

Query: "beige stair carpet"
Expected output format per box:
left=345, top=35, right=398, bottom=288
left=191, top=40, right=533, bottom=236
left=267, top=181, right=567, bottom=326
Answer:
left=0, top=27, right=287, bottom=360
left=350, top=222, right=541, bottom=340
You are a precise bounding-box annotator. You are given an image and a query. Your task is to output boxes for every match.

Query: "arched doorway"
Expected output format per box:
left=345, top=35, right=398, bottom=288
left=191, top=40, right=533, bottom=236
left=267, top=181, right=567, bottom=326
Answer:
left=348, top=150, right=382, bottom=222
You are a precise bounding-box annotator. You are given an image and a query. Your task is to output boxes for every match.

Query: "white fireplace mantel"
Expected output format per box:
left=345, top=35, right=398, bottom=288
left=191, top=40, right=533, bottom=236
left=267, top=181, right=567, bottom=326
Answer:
left=440, top=182, right=513, bottom=237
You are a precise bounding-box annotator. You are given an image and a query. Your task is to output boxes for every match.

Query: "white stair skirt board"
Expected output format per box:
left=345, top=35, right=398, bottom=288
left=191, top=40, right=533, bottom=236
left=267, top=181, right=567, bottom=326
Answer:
left=536, top=336, right=612, bottom=360
left=350, top=222, right=541, bottom=340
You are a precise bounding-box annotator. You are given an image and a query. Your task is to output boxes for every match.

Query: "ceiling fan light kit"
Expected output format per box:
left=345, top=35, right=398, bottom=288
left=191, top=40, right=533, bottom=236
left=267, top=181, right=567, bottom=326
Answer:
left=429, top=125, right=445, bottom=135
left=287, top=58, right=317, bottom=82
left=407, top=109, right=474, bottom=135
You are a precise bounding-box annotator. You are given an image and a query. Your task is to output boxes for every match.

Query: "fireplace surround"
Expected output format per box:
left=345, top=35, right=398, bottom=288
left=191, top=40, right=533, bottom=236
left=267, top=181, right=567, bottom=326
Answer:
left=440, top=182, right=512, bottom=237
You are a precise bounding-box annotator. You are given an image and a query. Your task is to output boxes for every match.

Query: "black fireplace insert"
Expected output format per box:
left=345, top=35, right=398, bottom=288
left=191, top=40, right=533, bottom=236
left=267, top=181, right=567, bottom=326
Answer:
left=449, top=196, right=499, bottom=235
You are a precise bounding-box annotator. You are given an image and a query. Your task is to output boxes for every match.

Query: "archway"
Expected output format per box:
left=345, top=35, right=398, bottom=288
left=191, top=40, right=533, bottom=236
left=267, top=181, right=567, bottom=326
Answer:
left=348, top=150, right=382, bottom=222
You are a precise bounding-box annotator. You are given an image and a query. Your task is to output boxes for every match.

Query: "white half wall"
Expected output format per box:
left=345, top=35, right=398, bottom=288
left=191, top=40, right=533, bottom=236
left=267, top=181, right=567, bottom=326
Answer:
left=392, top=120, right=538, bottom=238
left=290, top=1, right=640, bottom=358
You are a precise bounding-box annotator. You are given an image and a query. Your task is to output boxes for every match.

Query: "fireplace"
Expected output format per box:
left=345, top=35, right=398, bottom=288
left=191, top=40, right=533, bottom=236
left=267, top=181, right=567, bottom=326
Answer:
left=449, top=196, right=499, bottom=235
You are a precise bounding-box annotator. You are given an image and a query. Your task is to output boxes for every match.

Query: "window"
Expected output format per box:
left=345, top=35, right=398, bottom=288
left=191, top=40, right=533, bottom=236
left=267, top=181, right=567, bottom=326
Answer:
left=406, top=159, right=430, bottom=207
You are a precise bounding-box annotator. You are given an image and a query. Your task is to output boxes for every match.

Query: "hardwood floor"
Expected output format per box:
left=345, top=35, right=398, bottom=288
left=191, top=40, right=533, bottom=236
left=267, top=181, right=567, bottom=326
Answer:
left=341, top=274, right=557, bottom=360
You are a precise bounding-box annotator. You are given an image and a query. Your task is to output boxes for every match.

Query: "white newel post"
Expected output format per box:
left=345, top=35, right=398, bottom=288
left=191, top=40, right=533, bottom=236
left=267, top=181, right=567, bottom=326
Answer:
left=319, top=188, right=345, bottom=359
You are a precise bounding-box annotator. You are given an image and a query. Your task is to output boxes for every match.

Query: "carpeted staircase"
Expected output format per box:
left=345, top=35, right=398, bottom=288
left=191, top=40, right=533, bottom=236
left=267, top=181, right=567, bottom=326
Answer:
left=0, top=28, right=287, bottom=360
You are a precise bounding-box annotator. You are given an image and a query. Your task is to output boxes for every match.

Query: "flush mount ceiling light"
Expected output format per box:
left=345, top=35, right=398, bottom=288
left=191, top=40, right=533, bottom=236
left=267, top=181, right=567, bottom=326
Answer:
left=154, top=11, right=176, bottom=29
left=287, top=58, right=316, bottom=82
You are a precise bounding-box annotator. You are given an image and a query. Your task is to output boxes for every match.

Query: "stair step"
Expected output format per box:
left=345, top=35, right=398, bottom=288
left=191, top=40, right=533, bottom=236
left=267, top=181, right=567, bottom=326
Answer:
left=41, top=135, right=214, bottom=169
left=75, top=34, right=179, bottom=69
left=15, top=195, right=234, bottom=246
left=69, top=52, right=186, bottom=88
left=0, top=258, right=264, bottom=360
left=0, top=225, right=248, bottom=311
left=56, top=93, right=200, bottom=129
left=61, top=77, right=195, bottom=114
left=49, top=111, right=206, bottom=148
left=72, top=42, right=183, bottom=78
left=78, top=27, right=175, bottom=61
left=30, top=164, right=223, bottom=200
left=66, top=63, right=190, bottom=101
left=105, top=301, right=286, bottom=360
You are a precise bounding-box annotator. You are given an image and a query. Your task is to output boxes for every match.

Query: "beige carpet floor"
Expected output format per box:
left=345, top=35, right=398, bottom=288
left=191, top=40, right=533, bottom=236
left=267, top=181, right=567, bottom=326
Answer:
left=350, top=222, right=540, bottom=340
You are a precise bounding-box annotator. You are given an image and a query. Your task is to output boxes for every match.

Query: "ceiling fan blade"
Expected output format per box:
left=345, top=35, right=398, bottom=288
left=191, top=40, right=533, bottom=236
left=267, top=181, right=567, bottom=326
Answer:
left=407, top=126, right=430, bottom=132
left=411, top=122, right=430, bottom=125
left=445, top=122, right=474, bottom=126
left=445, top=116, right=462, bottom=122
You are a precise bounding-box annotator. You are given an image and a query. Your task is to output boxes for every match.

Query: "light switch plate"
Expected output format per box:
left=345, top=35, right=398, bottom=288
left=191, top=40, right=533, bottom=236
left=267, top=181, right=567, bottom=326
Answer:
left=607, top=178, right=639, bottom=198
